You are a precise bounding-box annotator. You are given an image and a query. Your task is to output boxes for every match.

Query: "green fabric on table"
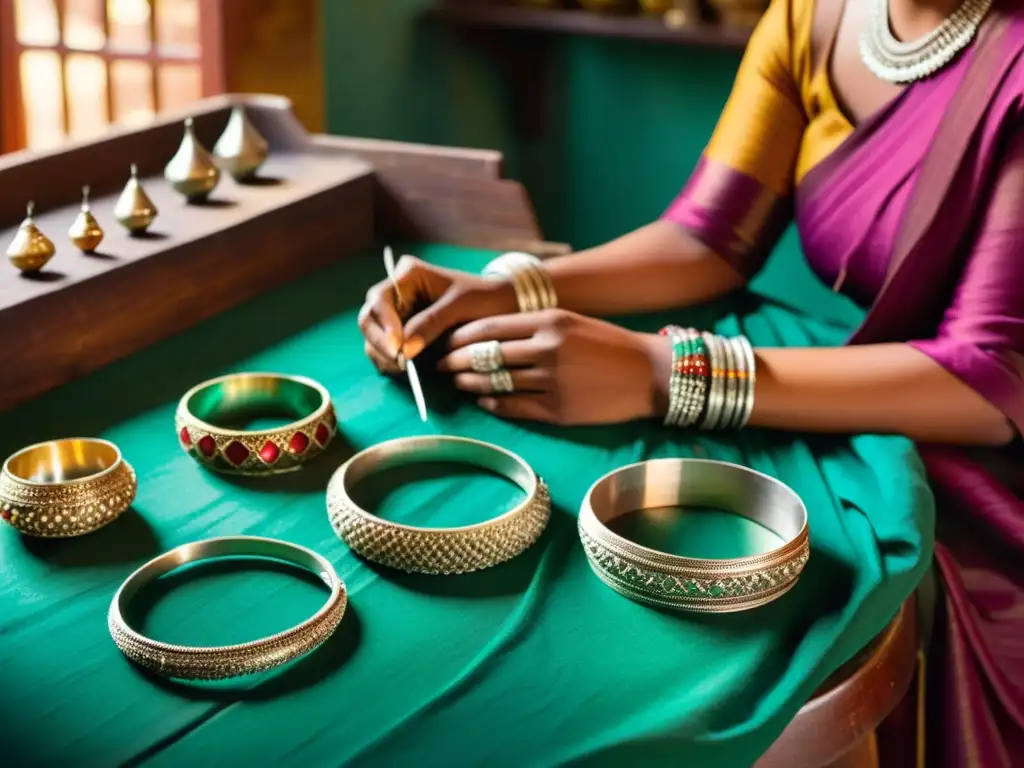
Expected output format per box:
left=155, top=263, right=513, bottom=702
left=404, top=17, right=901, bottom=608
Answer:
left=0, top=244, right=933, bottom=768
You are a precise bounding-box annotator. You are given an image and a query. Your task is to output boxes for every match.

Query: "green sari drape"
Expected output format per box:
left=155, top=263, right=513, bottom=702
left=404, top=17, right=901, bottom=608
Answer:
left=0, top=244, right=931, bottom=767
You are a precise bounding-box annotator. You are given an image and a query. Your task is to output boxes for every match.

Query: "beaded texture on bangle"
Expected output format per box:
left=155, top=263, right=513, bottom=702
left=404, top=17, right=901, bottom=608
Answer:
left=481, top=252, right=558, bottom=313
left=660, top=326, right=756, bottom=430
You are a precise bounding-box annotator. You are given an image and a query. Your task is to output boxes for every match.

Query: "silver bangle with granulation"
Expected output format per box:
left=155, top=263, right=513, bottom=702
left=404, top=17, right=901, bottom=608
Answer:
left=579, top=459, right=809, bottom=613
left=108, top=536, right=347, bottom=680
left=326, top=436, right=551, bottom=575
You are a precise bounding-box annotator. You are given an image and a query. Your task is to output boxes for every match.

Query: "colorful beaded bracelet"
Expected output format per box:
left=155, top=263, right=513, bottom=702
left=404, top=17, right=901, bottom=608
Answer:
left=660, top=326, right=756, bottom=430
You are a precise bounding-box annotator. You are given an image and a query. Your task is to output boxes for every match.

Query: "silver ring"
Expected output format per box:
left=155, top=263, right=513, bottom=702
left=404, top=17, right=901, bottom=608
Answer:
left=579, top=459, right=809, bottom=613
left=489, top=369, right=514, bottom=393
left=108, top=536, right=347, bottom=680
left=327, top=436, right=551, bottom=574
left=469, top=340, right=505, bottom=373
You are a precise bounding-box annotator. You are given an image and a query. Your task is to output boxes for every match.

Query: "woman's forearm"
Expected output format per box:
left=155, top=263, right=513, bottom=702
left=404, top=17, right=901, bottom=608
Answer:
left=544, top=221, right=745, bottom=316
left=646, top=336, right=1013, bottom=445
left=748, top=343, right=1014, bottom=445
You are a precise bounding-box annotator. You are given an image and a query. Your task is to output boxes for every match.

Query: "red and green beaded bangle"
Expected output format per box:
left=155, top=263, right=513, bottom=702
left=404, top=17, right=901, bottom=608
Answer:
left=660, top=326, right=710, bottom=428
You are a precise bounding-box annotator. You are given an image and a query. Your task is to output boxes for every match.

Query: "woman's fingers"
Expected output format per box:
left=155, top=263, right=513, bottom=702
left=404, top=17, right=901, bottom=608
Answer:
left=447, top=313, right=548, bottom=350
left=362, top=281, right=403, bottom=359
left=436, top=339, right=538, bottom=372
left=401, top=285, right=506, bottom=360
left=364, top=340, right=402, bottom=374
left=477, top=394, right=556, bottom=423
left=358, top=301, right=401, bottom=363
left=452, top=368, right=551, bottom=395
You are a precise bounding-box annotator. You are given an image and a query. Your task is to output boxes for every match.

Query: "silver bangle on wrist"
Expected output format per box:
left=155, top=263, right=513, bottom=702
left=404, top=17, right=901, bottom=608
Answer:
left=662, top=326, right=756, bottom=431
left=108, top=536, right=347, bottom=680
left=326, top=436, right=551, bottom=575
left=481, top=251, right=558, bottom=312
left=579, top=458, right=810, bottom=613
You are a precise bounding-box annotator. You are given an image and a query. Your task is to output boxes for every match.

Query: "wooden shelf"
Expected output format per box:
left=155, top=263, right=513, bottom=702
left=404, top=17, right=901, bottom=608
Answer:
left=424, top=5, right=753, bottom=50
left=424, top=4, right=752, bottom=137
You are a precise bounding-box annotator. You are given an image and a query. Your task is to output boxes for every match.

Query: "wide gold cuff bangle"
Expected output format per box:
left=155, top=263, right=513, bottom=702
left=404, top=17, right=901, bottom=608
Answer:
left=0, top=438, right=137, bottom=537
left=326, top=436, right=551, bottom=575
left=108, top=536, right=347, bottom=681
left=175, top=372, right=337, bottom=475
left=579, top=459, right=809, bottom=613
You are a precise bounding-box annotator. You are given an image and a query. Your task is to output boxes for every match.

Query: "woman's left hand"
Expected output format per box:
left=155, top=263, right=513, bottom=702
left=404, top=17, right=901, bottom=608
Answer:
left=435, top=309, right=670, bottom=425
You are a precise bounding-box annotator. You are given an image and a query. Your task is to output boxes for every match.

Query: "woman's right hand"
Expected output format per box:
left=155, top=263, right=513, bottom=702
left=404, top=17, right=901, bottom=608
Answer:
left=358, top=255, right=518, bottom=373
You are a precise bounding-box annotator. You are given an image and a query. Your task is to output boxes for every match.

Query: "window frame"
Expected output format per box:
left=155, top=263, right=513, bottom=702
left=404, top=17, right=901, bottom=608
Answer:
left=0, top=0, right=225, bottom=153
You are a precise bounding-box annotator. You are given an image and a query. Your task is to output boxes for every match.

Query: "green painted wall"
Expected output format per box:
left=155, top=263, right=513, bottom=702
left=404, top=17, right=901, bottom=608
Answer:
left=322, top=3, right=852, bottom=319
left=322, top=2, right=740, bottom=244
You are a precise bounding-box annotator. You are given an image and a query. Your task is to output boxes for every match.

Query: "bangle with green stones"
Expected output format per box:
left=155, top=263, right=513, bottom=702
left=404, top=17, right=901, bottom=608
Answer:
left=579, top=458, right=810, bottom=613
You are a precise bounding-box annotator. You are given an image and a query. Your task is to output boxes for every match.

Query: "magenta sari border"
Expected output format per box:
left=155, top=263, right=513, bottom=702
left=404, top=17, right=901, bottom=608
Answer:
left=934, top=543, right=1024, bottom=731
left=662, top=157, right=790, bottom=278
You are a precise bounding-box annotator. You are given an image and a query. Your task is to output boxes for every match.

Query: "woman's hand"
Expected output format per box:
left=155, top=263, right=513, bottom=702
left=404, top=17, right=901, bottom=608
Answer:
left=437, top=309, right=671, bottom=425
left=358, top=255, right=517, bottom=373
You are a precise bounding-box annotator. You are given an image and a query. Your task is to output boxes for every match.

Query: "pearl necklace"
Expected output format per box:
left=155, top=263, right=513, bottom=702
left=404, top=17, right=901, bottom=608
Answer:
left=860, top=0, right=992, bottom=84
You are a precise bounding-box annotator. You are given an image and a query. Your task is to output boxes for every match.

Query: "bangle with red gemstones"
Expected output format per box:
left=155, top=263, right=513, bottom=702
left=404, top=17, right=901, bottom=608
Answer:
left=175, top=373, right=337, bottom=476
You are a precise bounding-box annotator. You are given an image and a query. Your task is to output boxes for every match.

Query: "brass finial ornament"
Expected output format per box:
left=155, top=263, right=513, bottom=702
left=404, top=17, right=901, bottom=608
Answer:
left=165, top=117, right=221, bottom=202
left=115, top=164, right=158, bottom=235
left=6, top=202, right=56, bottom=273
left=69, top=186, right=105, bottom=253
left=213, top=106, right=269, bottom=181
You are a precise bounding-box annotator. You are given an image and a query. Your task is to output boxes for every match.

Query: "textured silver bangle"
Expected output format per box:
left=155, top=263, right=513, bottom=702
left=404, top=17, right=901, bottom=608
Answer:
left=108, top=536, right=347, bottom=680
left=326, top=436, right=551, bottom=575
left=482, top=252, right=558, bottom=312
left=579, top=459, right=810, bottom=613
left=662, top=326, right=707, bottom=428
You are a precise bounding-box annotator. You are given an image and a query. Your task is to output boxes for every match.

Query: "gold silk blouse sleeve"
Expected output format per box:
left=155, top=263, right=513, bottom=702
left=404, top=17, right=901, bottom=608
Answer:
left=662, top=0, right=811, bottom=277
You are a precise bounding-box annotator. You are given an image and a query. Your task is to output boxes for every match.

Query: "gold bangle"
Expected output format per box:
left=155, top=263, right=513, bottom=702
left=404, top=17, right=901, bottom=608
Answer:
left=175, top=372, right=337, bottom=475
left=108, top=536, right=347, bottom=680
left=326, top=436, right=551, bottom=575
left=0, top=438, right=137, bottom=538
left=579, top=459, right=809, bottom=613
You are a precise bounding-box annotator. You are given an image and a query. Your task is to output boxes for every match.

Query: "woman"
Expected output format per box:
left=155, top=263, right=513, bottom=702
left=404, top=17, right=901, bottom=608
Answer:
left=361, top=0, right=1024, bottom=763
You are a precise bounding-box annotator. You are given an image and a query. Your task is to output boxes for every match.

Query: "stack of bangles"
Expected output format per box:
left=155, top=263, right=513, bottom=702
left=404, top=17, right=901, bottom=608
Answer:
left=472, top=252, right=559, bottom=392
left=482, top=251, right=558, bottom=314
left=661, top=325, right=756, bottom=430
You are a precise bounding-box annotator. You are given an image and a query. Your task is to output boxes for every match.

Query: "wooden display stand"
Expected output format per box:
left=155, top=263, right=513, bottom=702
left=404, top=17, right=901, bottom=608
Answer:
left=0, top=94, right=553, bottom=413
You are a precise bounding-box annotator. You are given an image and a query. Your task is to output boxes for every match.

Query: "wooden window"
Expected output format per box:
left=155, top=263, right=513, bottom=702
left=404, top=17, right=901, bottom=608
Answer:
left=0, top=0, right=224, bottom=153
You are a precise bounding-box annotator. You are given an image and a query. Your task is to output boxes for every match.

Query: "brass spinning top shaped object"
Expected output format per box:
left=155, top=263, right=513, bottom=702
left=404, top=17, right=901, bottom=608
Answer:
left=165, top=117, right=221, bottom=202
left=6, top=202, right=56, bottom=273
left=115, top=164, right=158, bottom=234
left=213, top=106, right=269, bottom=181
left=69, top=185, right=104, bottom=253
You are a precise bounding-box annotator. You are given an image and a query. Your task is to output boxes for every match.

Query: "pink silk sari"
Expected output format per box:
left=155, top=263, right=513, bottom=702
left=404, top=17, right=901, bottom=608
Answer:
left=799, top=13, right=1024, bottom=765
left=664, top=1, right=1024, bottom=764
